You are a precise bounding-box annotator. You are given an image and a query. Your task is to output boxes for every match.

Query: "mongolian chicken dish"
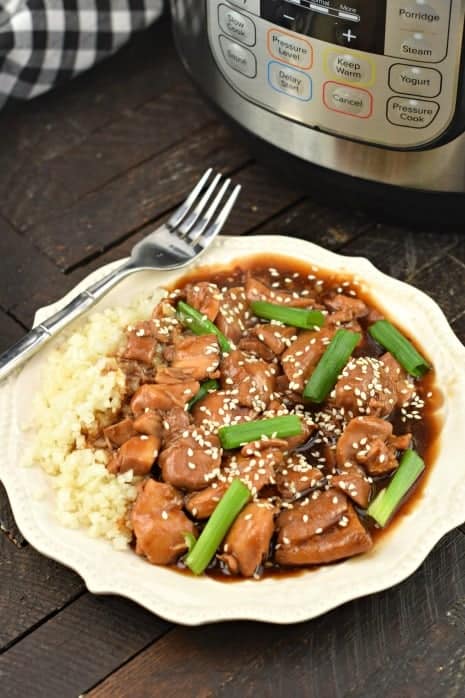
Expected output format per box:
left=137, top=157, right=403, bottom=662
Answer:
left=86, top=256, right=435, bottom=579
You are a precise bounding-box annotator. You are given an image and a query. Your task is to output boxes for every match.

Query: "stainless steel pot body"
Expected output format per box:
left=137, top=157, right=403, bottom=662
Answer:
left=171, top=0, right=465, bottom=193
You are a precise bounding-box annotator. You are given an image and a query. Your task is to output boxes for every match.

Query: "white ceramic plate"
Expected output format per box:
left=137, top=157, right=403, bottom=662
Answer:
left=1, top=235, right=465, bottom=626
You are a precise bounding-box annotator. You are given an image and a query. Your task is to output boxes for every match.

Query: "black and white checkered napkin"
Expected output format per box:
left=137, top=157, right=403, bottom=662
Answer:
left=0, top=0, right=163, bottom=109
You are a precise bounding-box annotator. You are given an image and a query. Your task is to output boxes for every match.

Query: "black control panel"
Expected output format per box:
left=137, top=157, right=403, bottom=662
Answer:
left=260, top=0, right=387, bottom=54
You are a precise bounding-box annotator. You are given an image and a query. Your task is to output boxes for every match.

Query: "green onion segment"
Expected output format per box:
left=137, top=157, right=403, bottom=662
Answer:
left=218, top=414, right=302, bottom=450
left=185, top=479, right=251, bottom=575
left=367, top=450, right=425, bottom=527
left=177, top=300, right=231, bottom=353
left=188, top=379, right=219, bottom=411
left=368, top=320, right=430, bottom=378
left=303, top=328, right=361, bottom=403
left=250, top=300, right=325, bottom=329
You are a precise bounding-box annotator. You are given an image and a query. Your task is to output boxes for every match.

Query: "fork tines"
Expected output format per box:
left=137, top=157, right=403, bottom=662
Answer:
left=168, top=169, right=241, bottom=249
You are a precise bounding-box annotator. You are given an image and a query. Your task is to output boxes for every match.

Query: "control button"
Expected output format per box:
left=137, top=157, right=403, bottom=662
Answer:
left=267, top=29, right=312, bottom=70
left=399, top=32, right=435, bottom=60
left=386, top=96, right=439, bottom=128
left=324, top=50, right=375, bottom=86
left=398, top=2, right=442, bottom=30
left=335, top=25, right=361, bottom=49
left=219, top=35, right=257, bottom=78
left=268, top=61, right=312, bottom=101
left=226, top=0, right=260, bottom=17
left=218, top=5, right=256, bottom=47
left=384, top=1, right=450, bottom=62
left=323, top=81, right=373, bottom=118
left=389, top=63, right=442, bottom=98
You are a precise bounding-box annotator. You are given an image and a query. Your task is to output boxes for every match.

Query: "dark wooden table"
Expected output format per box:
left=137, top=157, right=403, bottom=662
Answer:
left=1, top=16, right=465, bottom=698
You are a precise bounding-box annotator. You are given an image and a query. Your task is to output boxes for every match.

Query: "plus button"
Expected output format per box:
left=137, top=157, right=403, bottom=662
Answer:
left=342, top=29, right=357, bottom=43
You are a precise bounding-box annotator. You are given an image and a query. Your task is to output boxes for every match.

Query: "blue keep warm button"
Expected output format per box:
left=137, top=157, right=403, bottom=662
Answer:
left=268, top=61, right=312, bottom=101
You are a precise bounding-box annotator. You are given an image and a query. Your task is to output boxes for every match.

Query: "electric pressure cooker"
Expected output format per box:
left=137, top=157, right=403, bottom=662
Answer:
left=171, top=0, right=465, bottom=220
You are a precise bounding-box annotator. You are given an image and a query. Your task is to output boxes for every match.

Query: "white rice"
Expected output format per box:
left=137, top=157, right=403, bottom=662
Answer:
left=26, top=289, right=165, bottom=549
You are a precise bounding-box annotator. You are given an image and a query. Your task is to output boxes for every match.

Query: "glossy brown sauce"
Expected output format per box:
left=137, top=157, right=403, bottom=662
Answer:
left=168, top=253, right=442, bottom=582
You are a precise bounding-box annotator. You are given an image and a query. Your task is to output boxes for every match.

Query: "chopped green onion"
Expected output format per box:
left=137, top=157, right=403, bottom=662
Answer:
left=367, top=449, right=425, bottom=527
left=177, top=300, right=231, bottom=353
left=303, top=328, right=361, bottom=403
left=188, top=379, right=219, bottom=411
left=183, top=532, right=197, bottom=553
left=250, top=300, right=325, bottom=329
left=218, top=414, right=302, bottom=450
left=185, top=479, right=251, bottom=575
left=368, top=320, right=430, bottom=378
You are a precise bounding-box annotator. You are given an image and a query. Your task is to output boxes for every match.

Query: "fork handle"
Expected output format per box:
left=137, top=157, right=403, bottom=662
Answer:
left=0, top=260, right=134, bottom=382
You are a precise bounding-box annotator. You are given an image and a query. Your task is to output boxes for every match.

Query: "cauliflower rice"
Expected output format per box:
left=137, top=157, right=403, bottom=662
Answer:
left=27, top=289, right=165, bottom=549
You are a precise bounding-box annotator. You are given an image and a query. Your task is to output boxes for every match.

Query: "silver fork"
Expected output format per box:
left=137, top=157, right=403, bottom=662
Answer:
left=0, top=169, right=241, bottom=382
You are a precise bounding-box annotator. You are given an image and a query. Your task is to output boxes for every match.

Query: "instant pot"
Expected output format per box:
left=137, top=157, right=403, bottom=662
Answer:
left=171, top=0, right=465, bottom=221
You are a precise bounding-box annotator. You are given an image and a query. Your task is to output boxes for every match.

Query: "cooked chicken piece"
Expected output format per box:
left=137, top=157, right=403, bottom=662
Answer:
left=380, top=352, right=416, bottom=404
left=155, top=366, right=195, bottom=384
left=215, top=286, right=248, bottom=345
left=104, top=417, right=137, bottom=448
left=281, top=328, right=336, bottom=392
left=275, top=501, right=372, bottom=566
left=219, top=503, right=275, bottom=577
left=238, top=336, right=275, bottom=362
left=151, top=299, right=182, bottom=344
left=324, top=294, right=368, bottom=325
left=166, top=334, right=220, bottom=381
left=130, top=380, right=199, bottom=416
left=336, top=416, right=412, bottom=477
left=250, top=324, right=297, bottom=356
left=184, top=482, right=228, bottom=519
left=191, top=390, right=257, bottom=430
left=333, top=353, right=415, bottom=418
left=260, top=403, right=315, bottom=451
left=277, top=490, right=349, bottom=546
left=107, top=434, right=160, bottom=476
left=132, top=479, right=196, bottom=565
left=158, top=425, right=222, bottom=491
left=246, top=276, right=317, bottom=308
left=276, top=453, right=324, bottom=500
left=161, top=406, right=192, bottom=445
left=240, top=438, right=289, bottom=456
left=221, top=350, right=276, bottom=411
left=119, top=360, right=157, bottom=394
left=185, top=281, right=221, bottom=322
left=122, top=321, right=157, bottom=364
left=224, top=446, right=283, bottom=494
left=286, top=418, right=315, bottom=451
left=133, top=411, right=163, bottom=438
left=331, top=466, right=371, bottom=508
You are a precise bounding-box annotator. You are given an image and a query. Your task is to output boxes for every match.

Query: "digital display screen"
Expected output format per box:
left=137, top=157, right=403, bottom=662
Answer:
left=260, top=0, right=387, bottom=55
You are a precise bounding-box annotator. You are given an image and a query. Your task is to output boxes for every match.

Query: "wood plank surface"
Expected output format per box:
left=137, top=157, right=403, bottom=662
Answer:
left=87, top=531, right=465, bottom=698
left=26, top=122, right=250, bottom=271
left=0, top=531, right=84, bottom=650
left=341, top=225, right=462, bottom=283
left=0, top=483, right=26, bottom=548
left=0, top=18, right=184, bottom=232
left=0, top=593, right=170, bottom=698
left=8, top=81, right=215, bottom=233
left=0, top=216, right=65, bottom=327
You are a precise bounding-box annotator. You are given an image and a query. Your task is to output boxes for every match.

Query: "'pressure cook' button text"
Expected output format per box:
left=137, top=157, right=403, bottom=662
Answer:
left=386, top=96, right=439, bottom=127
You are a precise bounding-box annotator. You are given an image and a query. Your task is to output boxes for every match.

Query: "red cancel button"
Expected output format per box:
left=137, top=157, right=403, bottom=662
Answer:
left=323, top=81, right=373, bottom=118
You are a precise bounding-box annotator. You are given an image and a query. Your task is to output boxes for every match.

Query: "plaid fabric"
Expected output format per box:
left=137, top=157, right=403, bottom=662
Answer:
left=0, top=0, right=163, bottom=108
